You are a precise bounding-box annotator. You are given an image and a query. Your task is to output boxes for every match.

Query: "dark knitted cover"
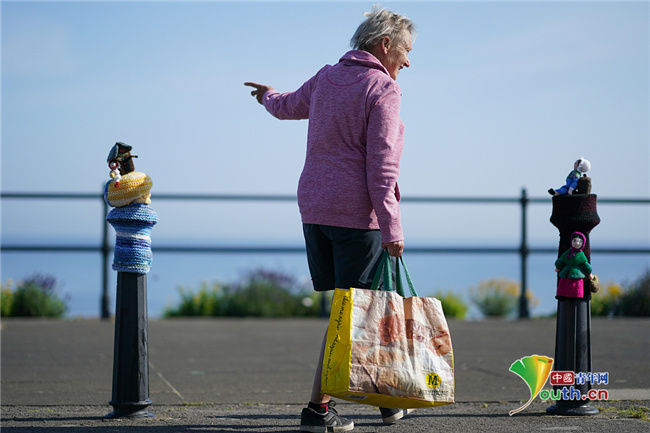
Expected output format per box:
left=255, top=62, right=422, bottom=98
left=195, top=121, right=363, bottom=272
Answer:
left=550, top=194, right=599, bottom=300
left=575, top=176, right=592, bottom=195
left=550, top=194, right=599, bottom=258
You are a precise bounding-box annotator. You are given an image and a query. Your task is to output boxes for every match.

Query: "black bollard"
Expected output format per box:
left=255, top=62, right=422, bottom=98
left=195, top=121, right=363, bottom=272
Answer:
left=547, top=194, right=600, bottom=416
left=103, top=142, right=157, bottom=419
left=106, top=272, right=153, bottom=418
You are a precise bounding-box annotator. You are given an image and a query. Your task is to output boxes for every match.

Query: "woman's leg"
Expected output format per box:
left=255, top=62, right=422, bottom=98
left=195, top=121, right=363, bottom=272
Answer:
left=310, top=330, right=329, bottom=403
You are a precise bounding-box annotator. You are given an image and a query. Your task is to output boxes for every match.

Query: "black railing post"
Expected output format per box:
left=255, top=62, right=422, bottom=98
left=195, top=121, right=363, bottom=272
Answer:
left=101, top=195, right=110, bottom=319
left=519, top=188, right=530, bottom=319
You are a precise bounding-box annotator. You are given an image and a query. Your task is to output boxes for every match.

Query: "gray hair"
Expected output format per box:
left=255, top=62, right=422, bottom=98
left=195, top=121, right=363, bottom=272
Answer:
left=350, top=5, right=415, bottom=52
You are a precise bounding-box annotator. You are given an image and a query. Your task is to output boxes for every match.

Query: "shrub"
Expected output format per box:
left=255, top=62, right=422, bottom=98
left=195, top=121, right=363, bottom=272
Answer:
left=590, top=282, right=623, bottom=317
left=470, top=278, right=539, bottom=318
left=167, top=283, right=222, bottom=317
left=617, top=270, right=650, bottom=317
left=1, top=274, right=67, bottom=318
left=164, top=269, right=322, bottom=318
left=1, top=281, right=14, bottom=316
left=432, top=291, right=468, bottom=319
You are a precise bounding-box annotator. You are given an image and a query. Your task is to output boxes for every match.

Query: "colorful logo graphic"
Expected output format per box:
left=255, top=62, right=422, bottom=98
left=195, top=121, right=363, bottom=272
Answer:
left=508, top=354, right=554, bottom=416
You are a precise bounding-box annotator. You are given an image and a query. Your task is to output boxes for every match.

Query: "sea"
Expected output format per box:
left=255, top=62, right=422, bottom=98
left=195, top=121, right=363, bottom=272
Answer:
left=2, top=247, right=648, bottom=319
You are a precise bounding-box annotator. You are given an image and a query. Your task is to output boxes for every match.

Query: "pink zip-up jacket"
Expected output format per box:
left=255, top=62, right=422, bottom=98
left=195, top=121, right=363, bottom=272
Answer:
left=263, top=50, right=404, bottom=243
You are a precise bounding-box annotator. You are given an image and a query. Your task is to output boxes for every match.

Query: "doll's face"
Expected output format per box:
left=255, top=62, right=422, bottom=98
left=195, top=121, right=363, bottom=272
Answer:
left=571, top=237, right=584, bottom=249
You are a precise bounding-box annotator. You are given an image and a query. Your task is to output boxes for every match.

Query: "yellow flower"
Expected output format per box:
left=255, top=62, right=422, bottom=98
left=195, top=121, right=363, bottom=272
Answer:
left=607, top=283, right=623, bottom=297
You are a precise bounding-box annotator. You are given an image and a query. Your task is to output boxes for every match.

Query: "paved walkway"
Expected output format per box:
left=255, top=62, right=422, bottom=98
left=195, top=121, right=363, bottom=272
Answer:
left=1, top=318, right=649, bottom=432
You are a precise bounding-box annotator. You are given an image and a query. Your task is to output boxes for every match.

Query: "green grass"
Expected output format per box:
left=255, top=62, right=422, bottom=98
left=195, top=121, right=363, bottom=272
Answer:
left=597, top=404, right=650, bottom=421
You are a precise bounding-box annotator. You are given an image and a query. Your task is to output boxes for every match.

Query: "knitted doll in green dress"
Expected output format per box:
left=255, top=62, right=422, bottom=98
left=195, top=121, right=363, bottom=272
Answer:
left=555, top=232, right=593, bottom=298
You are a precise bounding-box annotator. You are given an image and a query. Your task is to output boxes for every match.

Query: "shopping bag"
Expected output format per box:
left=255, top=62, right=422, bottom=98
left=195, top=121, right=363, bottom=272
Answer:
left=321, top=252, right=454, bottom=408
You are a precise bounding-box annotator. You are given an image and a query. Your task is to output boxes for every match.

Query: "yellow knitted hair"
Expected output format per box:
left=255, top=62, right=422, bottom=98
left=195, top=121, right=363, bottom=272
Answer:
left=106, top=171, right=152, bottom=207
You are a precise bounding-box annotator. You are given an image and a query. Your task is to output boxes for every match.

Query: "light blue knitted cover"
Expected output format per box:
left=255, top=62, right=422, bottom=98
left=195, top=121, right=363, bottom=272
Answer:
left=106, top=203, right=159, bottom=274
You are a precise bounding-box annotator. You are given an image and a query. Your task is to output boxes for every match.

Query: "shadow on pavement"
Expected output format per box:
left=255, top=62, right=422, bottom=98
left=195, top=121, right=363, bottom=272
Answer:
left=0, top=427, right=299, bottom=433
left=0, top=411, right=525, bottom=433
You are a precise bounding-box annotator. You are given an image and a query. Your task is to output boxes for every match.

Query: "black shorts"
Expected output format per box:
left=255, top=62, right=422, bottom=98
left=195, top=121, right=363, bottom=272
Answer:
left=303, top=223, right=384, bottom=292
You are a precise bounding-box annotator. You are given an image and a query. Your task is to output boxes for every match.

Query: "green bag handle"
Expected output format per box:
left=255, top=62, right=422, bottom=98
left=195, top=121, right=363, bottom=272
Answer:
left=398, top=256, right=418, bottom=297
left=370, top=251, right=418, bottom=297
left=370, top=250, right=391, bottom=292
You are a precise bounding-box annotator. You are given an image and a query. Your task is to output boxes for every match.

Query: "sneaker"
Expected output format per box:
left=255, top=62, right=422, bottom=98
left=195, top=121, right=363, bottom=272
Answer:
left=300, top=401, right=354, bottom=433
left=379, top=407, right=415, bottom=424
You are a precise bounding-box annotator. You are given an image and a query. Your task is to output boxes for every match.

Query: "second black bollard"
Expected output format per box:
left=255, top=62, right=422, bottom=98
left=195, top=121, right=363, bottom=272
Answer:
left=547, top=194, right=600, bottom=416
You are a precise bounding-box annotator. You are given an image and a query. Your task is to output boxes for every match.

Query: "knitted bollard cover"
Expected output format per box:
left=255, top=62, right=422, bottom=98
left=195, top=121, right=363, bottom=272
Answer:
left=105, top=171, right=158, bottom=274
left=106, top=203, right=159, bottom=274
left=105, top=171, right=152, bottom=207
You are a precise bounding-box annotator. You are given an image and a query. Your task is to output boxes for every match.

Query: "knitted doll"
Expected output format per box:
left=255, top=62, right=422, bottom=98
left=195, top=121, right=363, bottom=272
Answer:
left=555, top=232, right=593, bottom=298
left=105, top=142, right=152, bottom=207
left=548, top=158, right=591, bottom=196
left=104, top=142, right=157, bottom=274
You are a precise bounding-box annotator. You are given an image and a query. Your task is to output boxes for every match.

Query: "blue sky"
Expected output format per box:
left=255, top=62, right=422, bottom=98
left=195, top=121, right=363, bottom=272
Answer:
left=2, top=0, right=648, bottom=247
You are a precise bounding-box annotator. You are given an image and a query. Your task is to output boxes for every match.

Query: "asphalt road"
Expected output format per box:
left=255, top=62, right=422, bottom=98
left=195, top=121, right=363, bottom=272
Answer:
left=1, top=318, right=649, bottom=432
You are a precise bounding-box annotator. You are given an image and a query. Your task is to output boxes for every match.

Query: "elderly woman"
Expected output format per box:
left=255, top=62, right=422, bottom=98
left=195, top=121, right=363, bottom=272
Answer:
left=245, top=7, right=414, bottom=432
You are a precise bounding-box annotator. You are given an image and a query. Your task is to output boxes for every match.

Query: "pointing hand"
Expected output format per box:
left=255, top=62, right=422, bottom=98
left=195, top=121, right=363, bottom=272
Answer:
left=244, top=82, right=274, bottom=105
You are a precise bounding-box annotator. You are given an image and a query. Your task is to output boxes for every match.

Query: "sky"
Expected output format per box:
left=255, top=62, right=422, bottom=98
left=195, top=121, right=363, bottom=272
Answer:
left=1, top=1, right=649, bottom=315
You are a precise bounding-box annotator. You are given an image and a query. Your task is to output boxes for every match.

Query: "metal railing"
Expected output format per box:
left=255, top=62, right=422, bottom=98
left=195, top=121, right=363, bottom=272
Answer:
left=2, top=189, right=648, bottom=319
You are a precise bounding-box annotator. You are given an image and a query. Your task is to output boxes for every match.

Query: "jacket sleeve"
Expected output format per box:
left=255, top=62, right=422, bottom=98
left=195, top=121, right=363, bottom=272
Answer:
left=555, top=253, right=567, bottom=271
left=366, top=84, right=404, bottom=243
left=580, top=256, right=593, bottom=276
left=262, top=66, right=327, bottom=120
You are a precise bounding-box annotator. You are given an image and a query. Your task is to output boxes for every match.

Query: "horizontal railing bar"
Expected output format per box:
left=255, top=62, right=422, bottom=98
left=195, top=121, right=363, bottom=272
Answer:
left=155, top=194, right=297, bottom=201
left=0, top=192, right=103, bottom=199
left=0, top=246, right=103, bottom=252
left=156, top=247, right=524, bottom=254
left=2, top=192, right=649, bottom=204
left=2, top=245, right=648, bottom=254
left=586, top=248, right=650, bottom=254
left=4, top=189, right=647, bottom=320
left=595, top=198, right=650, bottom=204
